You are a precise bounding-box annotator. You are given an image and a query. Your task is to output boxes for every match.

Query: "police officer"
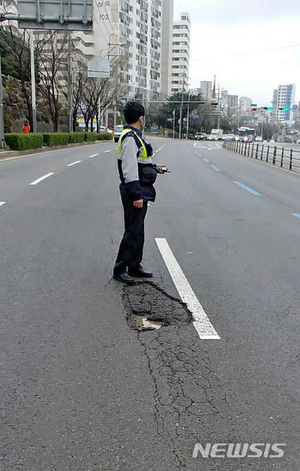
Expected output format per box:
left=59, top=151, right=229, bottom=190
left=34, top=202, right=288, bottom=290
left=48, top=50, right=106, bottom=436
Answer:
left=113, top=102, right=157, bottom=285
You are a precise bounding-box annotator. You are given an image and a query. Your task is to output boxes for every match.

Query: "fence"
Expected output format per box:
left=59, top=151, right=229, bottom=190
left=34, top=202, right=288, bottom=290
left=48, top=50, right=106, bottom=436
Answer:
left=223, top=140, right=300, bottom=173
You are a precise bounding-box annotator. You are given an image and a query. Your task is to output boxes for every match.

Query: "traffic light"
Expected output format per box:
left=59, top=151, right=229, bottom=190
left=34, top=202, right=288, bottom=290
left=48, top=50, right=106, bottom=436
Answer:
left=250, top=107, right=257, bottom=112
left=283, top=107, right=290, bottom=111
left=268, top=107, right=273, bottom=111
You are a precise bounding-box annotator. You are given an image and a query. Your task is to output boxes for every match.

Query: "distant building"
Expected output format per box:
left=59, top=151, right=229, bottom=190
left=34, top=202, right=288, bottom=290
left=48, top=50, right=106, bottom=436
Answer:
left=170, top=12, right=191, bottom=94
left=189, top=88, right=201, bottom=96
left=228, top=95, right=239, bottom=111
left=272, top=84, right=296, bottom=123
left=239, top=97, right=252, bottom=114
left=200, top=81, right=212, bottom=101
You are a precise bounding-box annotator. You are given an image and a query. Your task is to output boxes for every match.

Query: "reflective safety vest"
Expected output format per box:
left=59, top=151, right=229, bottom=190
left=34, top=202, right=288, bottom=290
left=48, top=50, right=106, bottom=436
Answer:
left=117, top=128, right=152, bottom=164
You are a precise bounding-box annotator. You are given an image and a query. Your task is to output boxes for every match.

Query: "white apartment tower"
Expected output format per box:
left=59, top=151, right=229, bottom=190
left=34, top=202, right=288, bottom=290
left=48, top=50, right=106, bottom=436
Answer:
left=239, top=97, right=252, bottom=114
left=273, top=84, right=296, bottom=123
left=170, top=12, right=191, bottom=95
left=110, top=0, right=168, bottom=101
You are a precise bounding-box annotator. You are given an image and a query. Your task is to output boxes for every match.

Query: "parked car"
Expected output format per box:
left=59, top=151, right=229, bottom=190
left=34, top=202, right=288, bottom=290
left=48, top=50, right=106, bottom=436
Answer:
left=195, top=132, right=207, bottom=140
left=255, top=136, right=263, bottom=142
left=114, top=125, right=124, bottom=143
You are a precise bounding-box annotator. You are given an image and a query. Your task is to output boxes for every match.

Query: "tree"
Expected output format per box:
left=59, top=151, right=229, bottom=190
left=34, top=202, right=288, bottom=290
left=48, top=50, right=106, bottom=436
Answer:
left=35, top=32, right=69, bottom=132
left=74, top=58, right=126, bottom=132
left=0, top=26, right=35, bottom=128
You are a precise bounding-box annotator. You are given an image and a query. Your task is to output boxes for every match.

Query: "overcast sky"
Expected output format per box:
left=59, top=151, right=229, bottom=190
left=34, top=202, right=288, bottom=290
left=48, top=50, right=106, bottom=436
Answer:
left=173, top=0, right=300, bottom=105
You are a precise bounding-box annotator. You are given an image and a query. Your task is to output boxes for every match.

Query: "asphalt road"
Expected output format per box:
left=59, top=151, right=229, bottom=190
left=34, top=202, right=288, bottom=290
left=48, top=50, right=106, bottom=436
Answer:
left=1, top=138, right=300, bottom=470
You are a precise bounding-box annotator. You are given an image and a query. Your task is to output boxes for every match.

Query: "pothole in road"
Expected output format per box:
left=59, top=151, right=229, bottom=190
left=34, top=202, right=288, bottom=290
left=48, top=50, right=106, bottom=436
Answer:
left=123, top=282, right=192, bottom=332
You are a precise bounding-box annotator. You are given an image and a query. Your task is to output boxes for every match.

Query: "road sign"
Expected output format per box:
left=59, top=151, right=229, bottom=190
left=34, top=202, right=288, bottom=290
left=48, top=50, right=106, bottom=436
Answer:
left=17, top=0, right=93, bottom=31
left=88, top=58, right=110, bottom=79
left=292, top=105, right=298, bottom=111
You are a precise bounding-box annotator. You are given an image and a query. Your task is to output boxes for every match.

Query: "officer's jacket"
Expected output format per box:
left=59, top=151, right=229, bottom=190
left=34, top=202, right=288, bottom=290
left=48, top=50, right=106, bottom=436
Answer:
left=117, top=126, right=157, bottom=204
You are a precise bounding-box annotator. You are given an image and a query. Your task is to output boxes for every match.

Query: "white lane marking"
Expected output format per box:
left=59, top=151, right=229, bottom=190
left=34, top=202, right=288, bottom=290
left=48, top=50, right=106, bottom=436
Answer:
left=155, top=238, right=220, bottom=340
left=292, top=213, right=300, bottom=220
left=203, top=158, right=210, bottom=163
left=89, top=153, right=99, bottom=158
left=210, top=164, right=221, bottom=172
left=0, top=202, right=6, bottom=208
left=104, top=150, right=112, bottom=153
left=30, top=173, right=54, bottom=186
left=67, top=160, right=81, bottom=167
left=233, top=181, right=262, bottom=196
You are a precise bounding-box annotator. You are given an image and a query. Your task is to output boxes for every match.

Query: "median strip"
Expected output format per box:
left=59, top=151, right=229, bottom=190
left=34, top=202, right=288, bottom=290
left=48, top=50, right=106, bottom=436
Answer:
left=155, top=238, right=220, bottom=340
left=233, top=181, right=262, bottom=196
left=30, top=173, right=54, bottom=186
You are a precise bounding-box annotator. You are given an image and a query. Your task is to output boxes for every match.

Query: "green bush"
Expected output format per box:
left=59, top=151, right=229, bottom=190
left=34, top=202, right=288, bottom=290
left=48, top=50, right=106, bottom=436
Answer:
left=96, top=132, right=113, bottom=141
left=68, top=132, right=86, bottom=144
left=85, top=132, right=98, bottom=142
left=5, top=133, right=43, bottom=150
left=43, top=133, right=70, bottom=147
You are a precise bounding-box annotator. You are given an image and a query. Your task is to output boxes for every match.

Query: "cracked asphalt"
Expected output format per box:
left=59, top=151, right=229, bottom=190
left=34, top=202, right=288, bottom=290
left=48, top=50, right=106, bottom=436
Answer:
left=1, top=138, right=300, bottom=470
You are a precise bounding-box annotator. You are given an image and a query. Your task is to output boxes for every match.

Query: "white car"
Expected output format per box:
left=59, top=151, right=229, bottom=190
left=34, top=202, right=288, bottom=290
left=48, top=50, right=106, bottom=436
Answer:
left=114, top=125, right=124, bottom=143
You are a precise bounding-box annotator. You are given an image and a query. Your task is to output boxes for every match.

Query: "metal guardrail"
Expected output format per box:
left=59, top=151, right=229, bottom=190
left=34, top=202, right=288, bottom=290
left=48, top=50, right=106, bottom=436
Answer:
left=223, top=141, right=300, bottom=173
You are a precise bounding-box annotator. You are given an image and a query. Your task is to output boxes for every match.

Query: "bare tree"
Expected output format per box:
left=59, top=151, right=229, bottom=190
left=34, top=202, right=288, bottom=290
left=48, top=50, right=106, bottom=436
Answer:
left=74, top=58, right=126, bottom=133
left=35, top=32, right=69, bottom=132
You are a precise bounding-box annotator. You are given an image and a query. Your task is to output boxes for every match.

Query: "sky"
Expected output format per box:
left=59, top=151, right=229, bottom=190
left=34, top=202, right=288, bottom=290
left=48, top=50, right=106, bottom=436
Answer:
left=173, top=0, right=300, bottom=105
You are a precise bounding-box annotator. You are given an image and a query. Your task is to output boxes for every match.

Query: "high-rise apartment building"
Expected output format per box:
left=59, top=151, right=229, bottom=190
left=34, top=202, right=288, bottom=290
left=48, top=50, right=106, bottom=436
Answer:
left=200, top=81, right=212, bottom=101
left=160, top=0, right=174, bottom=98
left=239, top=97, right=252, bottom=114
left=1, top=0, right=173, bottom=102
left=272, top=84, right=296, bottom=123
left=170, top=12, right=191, bottom=95
left=110, top=0, right=174, bottom=101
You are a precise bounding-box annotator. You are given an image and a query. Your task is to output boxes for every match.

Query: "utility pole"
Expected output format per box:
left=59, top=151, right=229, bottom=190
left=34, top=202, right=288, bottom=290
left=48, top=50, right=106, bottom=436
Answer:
left=30, top=32, right=37, bottom=133
left=186, top=91, right=190, bottom=139
left=179, top=77, right=185, bottom=139
left=173, top=109, right=176, bottom=139
left=113, top=102, right=117, bottom=128
left=0, top=44, right=5, bottom=147
left=67, top=32, right=73, bottom=133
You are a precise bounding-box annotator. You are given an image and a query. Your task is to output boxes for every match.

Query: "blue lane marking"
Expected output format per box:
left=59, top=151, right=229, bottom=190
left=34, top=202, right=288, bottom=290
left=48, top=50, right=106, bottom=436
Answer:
left=233, top=181, right=262, bottom=196
left=292, top=213, right=300, bottom=219
left=211, top=165, right=221, bottom=172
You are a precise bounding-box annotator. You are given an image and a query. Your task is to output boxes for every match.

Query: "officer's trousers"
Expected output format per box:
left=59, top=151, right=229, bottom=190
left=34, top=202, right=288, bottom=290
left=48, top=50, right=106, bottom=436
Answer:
left=114, top=202, right=148, bottom=274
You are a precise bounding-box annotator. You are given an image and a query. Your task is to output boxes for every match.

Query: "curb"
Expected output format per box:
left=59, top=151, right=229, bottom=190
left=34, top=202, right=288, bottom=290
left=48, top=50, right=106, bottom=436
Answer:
left=0, top=140, right=112, bottom=162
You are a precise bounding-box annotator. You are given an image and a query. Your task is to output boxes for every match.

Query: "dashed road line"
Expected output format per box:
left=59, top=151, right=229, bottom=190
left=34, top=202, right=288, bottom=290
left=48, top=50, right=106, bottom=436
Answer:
left=30, top=173, right=54, bottom=186
left=292, top=213, right=300, bottom=220
left=0, top=202, right=6, bottom=208
left=203, top=158, right=210, bottom=163
left=233, top=181, right=262, bottom=196
left=104, top=150, right=112, bottom=153
left=210, top=165, right=221, bottom=172
left=155, top=238, right=220, bottom=340
left=67, top=160, right=81, bottom=167
left=89, top=153, right=99, bottom=158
